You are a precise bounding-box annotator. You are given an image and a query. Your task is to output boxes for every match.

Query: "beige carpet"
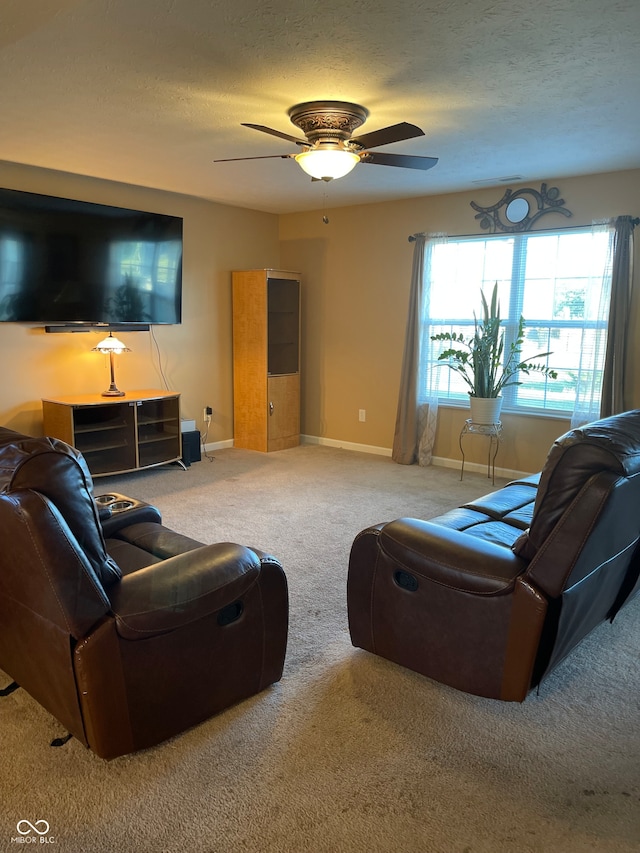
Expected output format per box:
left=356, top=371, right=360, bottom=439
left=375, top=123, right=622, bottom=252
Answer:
left=1, top=445, right=639, bottom=853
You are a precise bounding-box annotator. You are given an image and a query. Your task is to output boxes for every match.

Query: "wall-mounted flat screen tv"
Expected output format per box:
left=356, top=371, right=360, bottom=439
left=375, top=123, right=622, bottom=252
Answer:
left=0, top=187, right=183, bottom=326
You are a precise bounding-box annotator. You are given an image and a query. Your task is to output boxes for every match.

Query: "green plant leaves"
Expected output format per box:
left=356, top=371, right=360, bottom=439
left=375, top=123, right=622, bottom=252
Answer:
left=430, top=282, right=558, bottom=398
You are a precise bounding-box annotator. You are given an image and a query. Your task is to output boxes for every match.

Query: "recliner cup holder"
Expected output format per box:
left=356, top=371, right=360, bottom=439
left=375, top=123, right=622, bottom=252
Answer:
left=110, top=500, right=135, bottom=512
left=95, top=494, right=139, bottom=513
left=96, top=493, right=161, bottom=536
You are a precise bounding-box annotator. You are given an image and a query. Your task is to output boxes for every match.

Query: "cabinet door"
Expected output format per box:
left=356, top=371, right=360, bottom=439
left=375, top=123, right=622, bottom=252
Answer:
left=268, top=277, right=300, bottom=376
left=73, top=402, right=136, bottom=475
left=232, top=271, right=268, bottom=451
left=267, top=374, right=300, bottom=451
left=136, top=396, right=181, bottom=468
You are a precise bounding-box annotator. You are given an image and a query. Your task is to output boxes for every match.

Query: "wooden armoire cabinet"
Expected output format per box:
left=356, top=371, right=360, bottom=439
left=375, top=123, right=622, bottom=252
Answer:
left=232, top=269, right=301, bottom=452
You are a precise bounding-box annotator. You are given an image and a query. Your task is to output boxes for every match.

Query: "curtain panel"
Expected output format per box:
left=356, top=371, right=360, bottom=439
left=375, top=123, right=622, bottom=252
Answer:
left=599, top=215, right=636, bottom=419
left=392, top=234, right=445, bottom=466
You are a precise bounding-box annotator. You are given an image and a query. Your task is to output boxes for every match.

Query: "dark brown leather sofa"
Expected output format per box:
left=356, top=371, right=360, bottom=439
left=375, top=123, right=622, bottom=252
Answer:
left=0, top=427, right=288, bottom=759
left=348, top=410, right=640, bottom=701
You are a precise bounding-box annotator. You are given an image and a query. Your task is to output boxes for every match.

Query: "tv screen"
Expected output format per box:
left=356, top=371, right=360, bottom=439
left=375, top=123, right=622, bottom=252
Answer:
left=0, top=187, right=183, bottom=325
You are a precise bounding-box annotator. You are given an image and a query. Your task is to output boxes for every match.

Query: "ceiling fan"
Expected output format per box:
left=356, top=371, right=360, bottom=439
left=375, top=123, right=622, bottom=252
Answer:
left=214, top=100, right=439, bottom=182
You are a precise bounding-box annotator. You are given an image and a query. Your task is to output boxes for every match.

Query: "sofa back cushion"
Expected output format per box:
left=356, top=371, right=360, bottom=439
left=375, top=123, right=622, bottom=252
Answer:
left=513, top=410, right=640, bottom=562
left=0, top=428, right=121, bottom=586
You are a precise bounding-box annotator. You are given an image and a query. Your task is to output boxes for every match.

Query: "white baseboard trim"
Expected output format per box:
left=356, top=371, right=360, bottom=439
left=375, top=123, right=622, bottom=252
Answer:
left=301, top=435, right=392, bottom=457
left=300, top=435, right=531, bottom=481
left=204, top=439, right=234, bottom=452
left=431, top=455, right=532, bottom=482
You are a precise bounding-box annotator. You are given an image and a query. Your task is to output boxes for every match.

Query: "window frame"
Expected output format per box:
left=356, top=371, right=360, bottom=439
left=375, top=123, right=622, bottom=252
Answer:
left=422, top=226, right=612, bottom=417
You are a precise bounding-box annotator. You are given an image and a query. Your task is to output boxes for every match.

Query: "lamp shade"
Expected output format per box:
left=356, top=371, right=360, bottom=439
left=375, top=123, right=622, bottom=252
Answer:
left=294, top=148, right=360, bottom=181
left=92, top=333, right=131, bottom=354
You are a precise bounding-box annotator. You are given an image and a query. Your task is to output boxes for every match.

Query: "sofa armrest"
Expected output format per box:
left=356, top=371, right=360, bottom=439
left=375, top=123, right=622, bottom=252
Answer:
left=108, top=542, right=262, bottom=639
left=379, top=518, right=528, bottom=594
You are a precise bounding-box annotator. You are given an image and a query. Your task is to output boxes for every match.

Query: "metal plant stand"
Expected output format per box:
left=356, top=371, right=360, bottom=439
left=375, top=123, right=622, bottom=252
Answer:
left=459, top=419, right=503, bottom=485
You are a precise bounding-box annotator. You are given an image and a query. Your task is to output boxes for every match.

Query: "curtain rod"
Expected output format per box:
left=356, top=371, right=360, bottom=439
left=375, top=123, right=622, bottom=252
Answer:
left=408, top=217, right=639, bottom=242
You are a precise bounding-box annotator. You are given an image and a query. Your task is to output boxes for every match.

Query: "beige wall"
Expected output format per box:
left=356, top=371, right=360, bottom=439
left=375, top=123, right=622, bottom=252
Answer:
left=0, top=161, right=280, bottom=440
left=280, top=169, right=640, bottom=474
left=2, top=161, right=638, bottom=476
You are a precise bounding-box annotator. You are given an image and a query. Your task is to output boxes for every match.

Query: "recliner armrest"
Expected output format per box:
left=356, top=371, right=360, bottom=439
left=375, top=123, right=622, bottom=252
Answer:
left=379, top=518, right=527, bottom=595
left=108, top=543, right=262, bottom=639
left=98, top=501, right=163, bottom=540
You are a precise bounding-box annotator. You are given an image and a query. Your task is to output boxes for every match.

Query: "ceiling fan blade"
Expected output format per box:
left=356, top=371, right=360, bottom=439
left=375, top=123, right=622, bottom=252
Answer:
left=360, top=151, right=439, bottom=171
left=214, top=154, right=293, bottom=163
left=350, top=122, right=424, bottom=150
left=241, top=123, right=307, bottom=146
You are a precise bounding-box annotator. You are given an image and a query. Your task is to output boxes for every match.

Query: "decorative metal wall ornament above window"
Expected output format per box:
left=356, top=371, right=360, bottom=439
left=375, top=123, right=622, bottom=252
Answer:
left=470, top=183, right=572, bottom=233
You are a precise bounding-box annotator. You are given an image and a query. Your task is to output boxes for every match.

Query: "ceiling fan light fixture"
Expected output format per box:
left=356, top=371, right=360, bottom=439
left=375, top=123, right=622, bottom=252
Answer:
left=294, top=148, right=360, bottom=181
left=228, top=101, right=437, bottom=180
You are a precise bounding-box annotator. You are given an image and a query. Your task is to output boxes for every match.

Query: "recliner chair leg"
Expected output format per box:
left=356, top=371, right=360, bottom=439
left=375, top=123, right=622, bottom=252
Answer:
left=0, top=681, right=19, bottom=697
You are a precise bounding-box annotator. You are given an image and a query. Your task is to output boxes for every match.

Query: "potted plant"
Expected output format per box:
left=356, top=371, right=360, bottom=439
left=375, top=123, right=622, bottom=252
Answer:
left=430, top=283, right=558, bottom=424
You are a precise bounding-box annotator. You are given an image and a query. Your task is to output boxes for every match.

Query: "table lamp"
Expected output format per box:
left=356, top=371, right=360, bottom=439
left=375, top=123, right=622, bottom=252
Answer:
left=92, top=332, right=131, bottom=397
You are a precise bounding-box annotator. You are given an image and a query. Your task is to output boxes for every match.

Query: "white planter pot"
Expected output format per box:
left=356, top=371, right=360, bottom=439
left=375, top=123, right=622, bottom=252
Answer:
left=469, top=396, right=503, bottom=425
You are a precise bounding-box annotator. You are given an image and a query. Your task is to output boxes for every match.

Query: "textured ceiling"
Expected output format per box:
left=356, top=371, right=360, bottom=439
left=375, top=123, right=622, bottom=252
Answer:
left=1, top=0, right=639, bottom=213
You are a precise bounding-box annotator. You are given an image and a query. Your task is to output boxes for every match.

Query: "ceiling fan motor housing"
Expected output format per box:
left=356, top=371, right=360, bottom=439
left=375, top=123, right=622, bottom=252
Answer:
left=288, top=101, right=369, bottom=148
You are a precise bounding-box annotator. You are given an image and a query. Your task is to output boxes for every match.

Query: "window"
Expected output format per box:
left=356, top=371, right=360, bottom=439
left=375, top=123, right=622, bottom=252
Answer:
left=423, top=226, right=614, bottom=415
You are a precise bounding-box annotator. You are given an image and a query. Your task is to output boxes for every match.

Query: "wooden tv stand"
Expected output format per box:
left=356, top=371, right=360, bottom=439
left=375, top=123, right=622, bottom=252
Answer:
left=42, top=390, right=182, bottom=477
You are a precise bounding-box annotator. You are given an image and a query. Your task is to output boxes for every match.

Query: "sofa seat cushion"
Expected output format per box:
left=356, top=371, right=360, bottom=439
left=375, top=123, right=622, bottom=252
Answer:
left=111, top=522, right=205, bottom=559
left=502, top=507, right=535, bottom=530
left=426, top=480, right=537, bottom=547
left=461, top=520, right=525, bottom=548
left=105, top=538, right=163, bottom=575
left=426, top=507, right=492, bottom=530
left=509, top=473, right=542, bottom=487
left=463, top=482, right=537, bottom=519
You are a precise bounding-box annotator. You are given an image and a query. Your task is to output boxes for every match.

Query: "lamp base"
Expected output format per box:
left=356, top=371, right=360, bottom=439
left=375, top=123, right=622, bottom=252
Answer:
left=101, top=389, right=125, bottom=397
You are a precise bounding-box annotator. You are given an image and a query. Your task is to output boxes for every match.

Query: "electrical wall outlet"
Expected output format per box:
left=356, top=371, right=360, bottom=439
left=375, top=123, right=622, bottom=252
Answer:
left=359, top=409, right=366, bottom=422
left=203, top=406, right=212, bottom=424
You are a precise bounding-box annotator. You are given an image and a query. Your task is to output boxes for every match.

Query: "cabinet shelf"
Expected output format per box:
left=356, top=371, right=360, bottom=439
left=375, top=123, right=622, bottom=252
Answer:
left=138, top=415, right=179, bottom=426
left=78, top=439, right=130, bottom=454
left=74, top=420, right=129, bottom=434
left=42, top=391, right=181, bottom=477
left=139, top=434, right=177, bottom=446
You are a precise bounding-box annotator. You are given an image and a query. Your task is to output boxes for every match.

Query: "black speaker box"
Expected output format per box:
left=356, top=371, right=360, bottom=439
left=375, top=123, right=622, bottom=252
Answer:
left=181, top=430, right=201, bottom=466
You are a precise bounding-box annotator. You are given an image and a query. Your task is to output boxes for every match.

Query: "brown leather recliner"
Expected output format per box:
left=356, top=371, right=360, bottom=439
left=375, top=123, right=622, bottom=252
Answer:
left=0, top=427, right=288, bottom=759
left=348, top=410, right=640, bottom=701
